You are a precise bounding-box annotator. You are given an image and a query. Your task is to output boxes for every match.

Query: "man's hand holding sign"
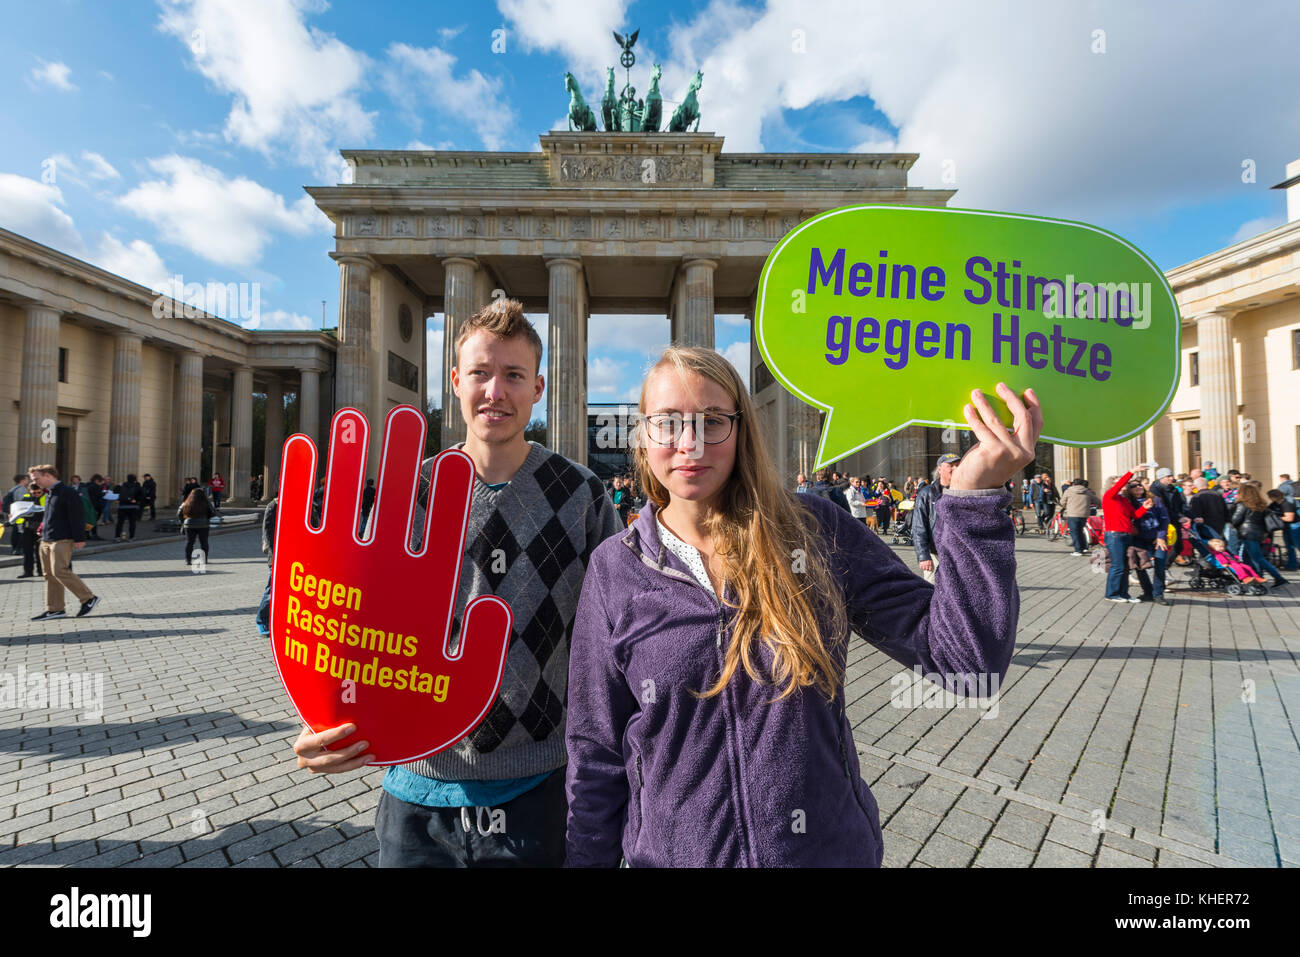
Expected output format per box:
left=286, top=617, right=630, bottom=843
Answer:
left=276, top=405, right=512, bottom=769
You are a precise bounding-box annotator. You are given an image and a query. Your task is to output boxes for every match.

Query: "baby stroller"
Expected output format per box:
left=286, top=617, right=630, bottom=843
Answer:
left=891, top=500, right=915, bottom=546
left=1184, top=553, right=1267, bottom=596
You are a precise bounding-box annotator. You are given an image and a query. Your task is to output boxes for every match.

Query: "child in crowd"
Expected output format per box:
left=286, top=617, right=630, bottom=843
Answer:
left=1205, top=539, right=1267, bottom=585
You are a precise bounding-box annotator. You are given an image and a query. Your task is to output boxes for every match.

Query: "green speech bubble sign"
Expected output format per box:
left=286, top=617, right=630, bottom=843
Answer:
left=755, top=205, right=1180, bottom=469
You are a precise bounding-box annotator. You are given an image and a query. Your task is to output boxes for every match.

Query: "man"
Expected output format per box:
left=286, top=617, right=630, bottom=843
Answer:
left=611, top=476, right=632, bottom=528
left=29, top=465, right=99, bottom=621
left=1149, top=467, right=1186, bottom=527
left=1060, top=478, right=1102, bottom=556
left=182, top=476, right=201, bottom=503
left=209, top=472, right=226, bottom=511
left=913, top=453, right=960, bottom=583
left=1277, top=474, right=1299, bottom=571
left=808, top=468, right=850, bottom=512
left=794, top=472, right=810, bottom=493
left=141, top=473, right=158, bottom=521
left=292, top=297, right=620, bottom=867
left=359, top=478, right=376, bottom=534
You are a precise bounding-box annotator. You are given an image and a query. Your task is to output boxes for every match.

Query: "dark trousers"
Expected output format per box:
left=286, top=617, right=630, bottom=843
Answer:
left=144, top=498, right=156, bottom=521
left=375, top=768, right=568, bottom=867
left=876, top=507, right=891, bottom=534
left=21, top=528, right=41, bottom=576
left=185, top=527, right=210, bottom=564
left=211, top=490, right=222, bottom=510
left=1066, top=517, right=1087, bottom=552
left=1035, top=501, right=1055, bottom=530
left=116, top=507, right=139, bottom=539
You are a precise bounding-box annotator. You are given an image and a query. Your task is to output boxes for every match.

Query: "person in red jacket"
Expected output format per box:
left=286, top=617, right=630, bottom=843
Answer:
left=1101, top=463, right=1155, bottom=602
left=208, top=472, right=226, bottom=511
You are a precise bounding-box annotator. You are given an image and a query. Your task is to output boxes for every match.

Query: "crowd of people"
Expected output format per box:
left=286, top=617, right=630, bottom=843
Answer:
left=797, top=459, right=1298, bottom=607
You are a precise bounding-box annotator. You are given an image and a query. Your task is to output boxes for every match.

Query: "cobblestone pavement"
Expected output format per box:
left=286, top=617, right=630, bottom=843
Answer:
left=1, top=526, right=1297, bottom=867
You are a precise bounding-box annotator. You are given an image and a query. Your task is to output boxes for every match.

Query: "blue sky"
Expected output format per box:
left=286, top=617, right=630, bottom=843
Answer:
left=3, top=0, right=1297, bottom=417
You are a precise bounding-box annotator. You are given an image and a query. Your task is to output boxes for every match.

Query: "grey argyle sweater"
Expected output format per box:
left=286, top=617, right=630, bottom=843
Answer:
left=401, top=443, right=622, bottom=781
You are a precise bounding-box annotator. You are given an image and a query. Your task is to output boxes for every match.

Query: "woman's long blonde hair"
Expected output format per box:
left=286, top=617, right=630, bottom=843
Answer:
left=633, top=346, right=847, bottom=701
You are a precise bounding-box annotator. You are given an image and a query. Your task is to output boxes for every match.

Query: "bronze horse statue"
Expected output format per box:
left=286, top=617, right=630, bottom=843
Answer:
left=601, top=67, right=618, bottom=131
left=643, top=63, right=663, bottom=132
left=668, top=70, right=702, bottom=132
left=565, top=72, right=597, bottom=132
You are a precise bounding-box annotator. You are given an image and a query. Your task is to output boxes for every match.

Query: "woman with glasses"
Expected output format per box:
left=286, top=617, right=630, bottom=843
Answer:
left=565, top=346, right=1040, bottom=867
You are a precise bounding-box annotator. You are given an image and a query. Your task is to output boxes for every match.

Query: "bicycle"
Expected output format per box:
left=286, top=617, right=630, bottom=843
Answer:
left=1010, top=509, right=1026, bottom=535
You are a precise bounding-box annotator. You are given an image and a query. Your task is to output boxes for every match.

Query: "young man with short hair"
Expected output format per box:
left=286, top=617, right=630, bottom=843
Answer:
left=29, top=465, right=99, bottom=621
left=293, top=298, right=621, bottom=867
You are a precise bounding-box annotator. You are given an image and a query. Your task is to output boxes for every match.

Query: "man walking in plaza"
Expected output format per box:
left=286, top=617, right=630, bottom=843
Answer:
left=29, top=464, right=99, bottom=621
left=913, top=453, right=960, bottom=583
left=291, top=297, right=620, bottom=867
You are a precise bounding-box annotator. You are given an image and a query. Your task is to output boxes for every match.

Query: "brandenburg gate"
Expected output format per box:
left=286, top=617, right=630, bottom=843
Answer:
left=306, top=131, right=955, bottom=481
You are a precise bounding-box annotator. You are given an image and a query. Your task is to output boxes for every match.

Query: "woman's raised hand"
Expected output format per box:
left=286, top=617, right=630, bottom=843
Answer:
left=949, top=383, right=1042, bottom=491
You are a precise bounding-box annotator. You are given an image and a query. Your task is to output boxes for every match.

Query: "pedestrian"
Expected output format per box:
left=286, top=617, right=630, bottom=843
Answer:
left=291, top=296, right=621, bottom=868
left=179, top=487, right=215, bottom=565
left=359, top=478, right=376, bottom=535
left=1277, top=475, right=1299, bottom=571
left=114, top=473, right=143, bottom=541
left=846, top=475, right=870, bottom=527
left=564, top=350, right=1036, bottom=866
left=1101, top=463, right=1156, bottom=602
left=1060, top=478, right=1102, bottom=555
left=1035, top=473, right=1059, bottom=532
left=209, top=472, right=226, bottom=511
left=99, top=475, right=117, bottom=526
left=141, top=473, right=157, bottom=521
left=1132, top=482, right=1173, bottom=605
left=873, top=478, right=894, bottom=534
left=11, top=475, right=43, bottom=577
left=3, top=474, right=30, bottom=555
left=181, top=476, right=200, bottom=503
left=257, top=497, right=277, bottom=636
left=913, top=454, right=961, bottom=583
left=28, top=465, right=99, bottom=620
left=1231, top=483, right=1289, bottom=588
left=612, top=475, right=633, bottom=527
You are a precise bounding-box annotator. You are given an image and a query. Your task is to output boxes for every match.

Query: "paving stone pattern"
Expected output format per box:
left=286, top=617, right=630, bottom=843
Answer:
left=1, top=526, right=1297, bottom=867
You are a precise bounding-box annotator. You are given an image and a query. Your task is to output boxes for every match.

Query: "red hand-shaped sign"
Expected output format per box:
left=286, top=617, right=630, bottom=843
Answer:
left=271, top=405, right=511, bottom=765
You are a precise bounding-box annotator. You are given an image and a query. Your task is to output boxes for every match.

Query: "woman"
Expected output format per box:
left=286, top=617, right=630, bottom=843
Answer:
left=1035, top=475, right=1059, bottom=532
left=873, top=479, right=894, bottom=534
left=1131, top=482, right=1172, bottom=605
left=564, top=347, right=1039, bottom=867
left=178, top=487, right=215, bottom=566
left=1230, top=483, right=1289, bottom=588
left=209, top=472, right=226, bottom=511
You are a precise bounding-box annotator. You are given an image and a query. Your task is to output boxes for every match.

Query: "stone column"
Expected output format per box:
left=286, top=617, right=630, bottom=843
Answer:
left=441, top=257, right=478, bottom=449
left=17, top=305, right=60, bottom=474
left=892, top=426, right=929, bottom=483
left=176, top=351, right=203, bottom=500
left=546, top=257, right=587, bottom=464
left=1054, top=445, right=1083, bottom=482
left=299, top=369, right=321, bottom=450
left=680, top=258, right=717, bottom=348
left=231, top=367, right=253, bottom=505
left=107, top=332, right=143, bottom=480
left=214, top=387, right=231, bottom=481
left=263, top=377, right=283, bottom=500
left=1197, top=309, right=1239, bottom=472
left=1114, top=433, right=1147, bottom=475
left=335, top=255, right=374, bottom=418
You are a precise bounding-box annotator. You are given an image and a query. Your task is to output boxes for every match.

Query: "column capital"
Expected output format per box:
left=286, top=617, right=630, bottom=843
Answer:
left=113, top=329, right=144, bottom=343
left=544, top=256, right=583, bottom=272
left=24, top=303, right=61, bottom=320
left=681, top=257, right=718, bottom=272
left=442, top=255, right=480, bottom=270
left=331, top=253, right=377, bottom=270
left=1193, top=307, right=1239, bottom=324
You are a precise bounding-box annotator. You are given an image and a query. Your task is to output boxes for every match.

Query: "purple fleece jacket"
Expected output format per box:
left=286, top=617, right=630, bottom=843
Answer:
left=564, top=488, right=1019, bottom=867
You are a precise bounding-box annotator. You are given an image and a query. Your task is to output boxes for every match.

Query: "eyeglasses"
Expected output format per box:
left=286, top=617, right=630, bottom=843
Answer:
left=640, top=411, right=741, bottom=446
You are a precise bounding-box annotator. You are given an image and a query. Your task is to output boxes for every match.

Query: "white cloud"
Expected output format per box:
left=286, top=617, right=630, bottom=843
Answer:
left=30, top=59, right=76, bottom=91
left=382, top=43, right=516, bottom=151
left=243, top=308, right=317, bottom=331
left=92, top=234, right=171, bottom=289
left=156, top=0, right=374, bottom=176
left=1230, top=215, right=1286, bottom=244
left=722, top=340, right=750, bottom=391
left=588, top=313, right=669, bottom=356
left=116, top=154, right=329, bottom=268
left=80, top=152, right=120, bottom=181
left=438, top=24, right=467, bottom=42
left=0, top=173, right=85, bottom=254
left=588, top=355, right=626, bottom=399
left=658, top=0, right=1300, bottom=221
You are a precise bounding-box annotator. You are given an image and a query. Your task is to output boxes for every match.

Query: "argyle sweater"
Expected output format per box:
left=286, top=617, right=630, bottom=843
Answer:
left=401, top=443, right=622, bottom=782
